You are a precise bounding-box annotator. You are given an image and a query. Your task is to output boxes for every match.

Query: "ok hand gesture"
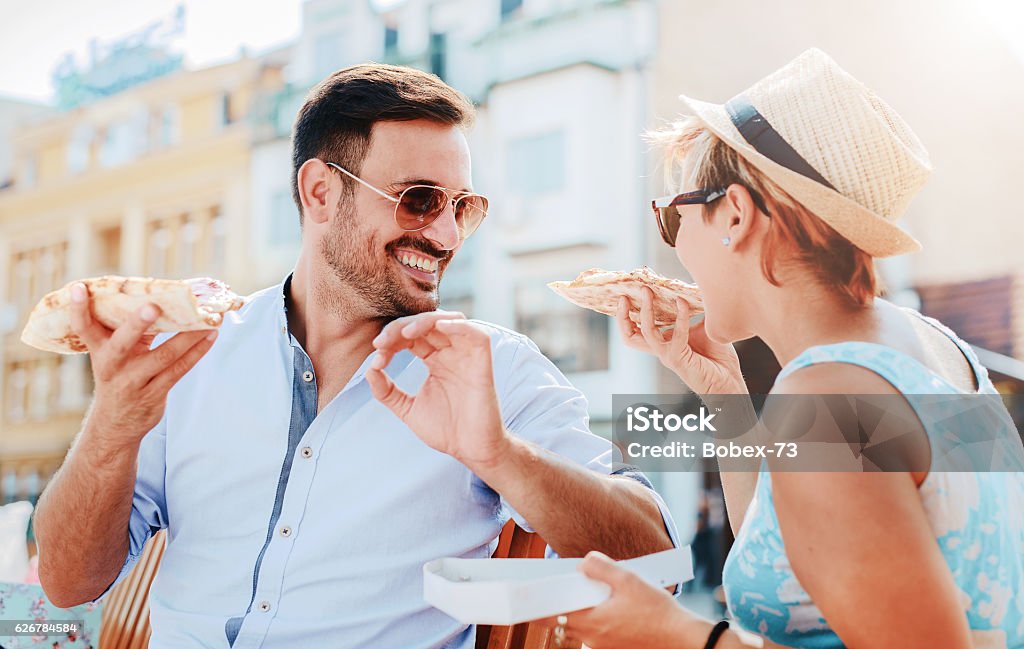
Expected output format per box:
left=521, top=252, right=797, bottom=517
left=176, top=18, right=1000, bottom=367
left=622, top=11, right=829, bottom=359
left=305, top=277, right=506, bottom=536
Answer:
left=366, top=311, right=509, bottom=471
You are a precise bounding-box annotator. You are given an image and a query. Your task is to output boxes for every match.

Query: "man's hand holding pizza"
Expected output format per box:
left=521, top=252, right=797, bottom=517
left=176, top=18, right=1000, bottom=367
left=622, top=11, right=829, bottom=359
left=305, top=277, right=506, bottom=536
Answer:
left=366, top=311, right=511, bottom=473
left=34, top=282, right=220, bottom=607
left=70, top=282, right=218, bottom=453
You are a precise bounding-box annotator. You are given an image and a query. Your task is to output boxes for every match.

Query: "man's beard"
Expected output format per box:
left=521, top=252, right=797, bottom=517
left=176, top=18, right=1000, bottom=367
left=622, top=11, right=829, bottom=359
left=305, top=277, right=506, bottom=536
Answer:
left=319, top=201, right=452, bottom=319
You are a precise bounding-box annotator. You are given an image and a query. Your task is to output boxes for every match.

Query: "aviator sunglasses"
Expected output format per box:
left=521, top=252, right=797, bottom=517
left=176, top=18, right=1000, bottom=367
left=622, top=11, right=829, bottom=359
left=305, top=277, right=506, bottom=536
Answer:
left=325, top=162, right=489, bottom=239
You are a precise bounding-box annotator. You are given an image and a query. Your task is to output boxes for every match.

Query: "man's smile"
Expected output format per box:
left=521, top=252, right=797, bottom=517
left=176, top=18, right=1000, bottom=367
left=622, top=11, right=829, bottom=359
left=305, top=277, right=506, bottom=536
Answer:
left=393, top=247, right=440, bottom=283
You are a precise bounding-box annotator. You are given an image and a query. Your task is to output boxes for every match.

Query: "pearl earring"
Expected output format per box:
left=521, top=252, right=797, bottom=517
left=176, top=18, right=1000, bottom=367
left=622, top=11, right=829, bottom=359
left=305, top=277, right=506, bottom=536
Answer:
left=721, top=236, right=731, bottom=246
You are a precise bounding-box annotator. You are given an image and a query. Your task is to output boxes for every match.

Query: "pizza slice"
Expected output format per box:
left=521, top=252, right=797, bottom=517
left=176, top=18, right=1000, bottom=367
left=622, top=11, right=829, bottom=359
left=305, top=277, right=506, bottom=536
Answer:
left=21, top=276, right=246, bottom=354
left=547, top=267, right=703, bottom=326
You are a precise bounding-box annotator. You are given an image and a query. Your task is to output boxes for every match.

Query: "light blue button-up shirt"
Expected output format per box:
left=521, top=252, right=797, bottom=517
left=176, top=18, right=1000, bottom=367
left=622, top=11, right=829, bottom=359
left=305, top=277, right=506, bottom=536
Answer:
left=103, top=279, right=678, bottom=648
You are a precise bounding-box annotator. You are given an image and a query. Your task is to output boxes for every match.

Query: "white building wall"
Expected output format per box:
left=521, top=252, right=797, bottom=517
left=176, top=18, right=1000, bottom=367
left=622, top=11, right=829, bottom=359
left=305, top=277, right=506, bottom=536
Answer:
left=291, top=0, right=384, bottom=85
left=249, top=139, right=300, bottom=289
left=471, top=63, right=658, bottom=419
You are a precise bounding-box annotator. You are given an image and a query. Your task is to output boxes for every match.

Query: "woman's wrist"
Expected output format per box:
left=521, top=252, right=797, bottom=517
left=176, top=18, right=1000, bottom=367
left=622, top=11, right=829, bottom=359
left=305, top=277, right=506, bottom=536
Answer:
left=674, top=614, right=721, bottom=648
left=681, top=618, right=761, bottom=649
left=658, top=602, right=724, bottom=648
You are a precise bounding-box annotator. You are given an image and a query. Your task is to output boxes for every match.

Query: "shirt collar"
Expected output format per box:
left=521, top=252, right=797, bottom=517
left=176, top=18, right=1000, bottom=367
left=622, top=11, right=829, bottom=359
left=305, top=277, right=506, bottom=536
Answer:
left=277, top=272, right=415, bottom=379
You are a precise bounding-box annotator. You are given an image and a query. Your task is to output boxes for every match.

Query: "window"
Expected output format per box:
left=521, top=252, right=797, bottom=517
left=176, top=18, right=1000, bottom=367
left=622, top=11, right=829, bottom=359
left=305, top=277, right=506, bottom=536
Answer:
left=10, top=242, right=68, bottom=316
left=506, top=130, right=566, bottom=196
left=57, top=355, right=86, bottom=412
left=44, top=242, right=67, bottom=291
left=22, top=155, right=36, bottom=189
left=269, top=190, right=301, bottom=248
left=20, top=469, right=40, bottom=507
left=429, top=33, right=447, bottom=81
left=67, top=124, right=93, bottom=174
left=179, top=218, right=199, bottom=274
left=501, top=0, right=524, bottom=21
left=314, top=32, right=344, bottom=80
left=6, top=365, right=27, bottom=422
left=146, top=208, right=224, bottom=278
left=275, top=91, right=303, bottom=136
left=158, top=104, right=181, bottom=148
left=12, top=255, right=32, bottom=313
left=38, top=249, right=55, bottom=283
left=148, top=224, right=171, bottom=277
left=30, top=361, right=52, bottom=420
left=515, top=282, right=609, bottom=373
left=1, top=470, right=16, bottom=505
left=384, top=25, right=399, bottom=55
left=95, top=225, right=122, bottom=275
left=100, top=119, right=143, bottom=167
left=209, top=208, right=227, bottom=275
left=219, top=92, right=234, bottom=127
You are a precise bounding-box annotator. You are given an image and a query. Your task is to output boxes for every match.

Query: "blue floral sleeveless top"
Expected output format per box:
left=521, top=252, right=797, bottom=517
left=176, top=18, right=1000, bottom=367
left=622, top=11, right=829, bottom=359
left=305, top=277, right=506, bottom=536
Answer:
left=722, top=315, right=1024, bottom=648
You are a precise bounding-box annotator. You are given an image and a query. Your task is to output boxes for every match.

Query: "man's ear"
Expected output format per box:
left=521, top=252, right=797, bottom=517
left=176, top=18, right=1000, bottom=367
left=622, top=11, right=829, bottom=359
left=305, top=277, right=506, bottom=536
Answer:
left=721, top=183, right=764, bottom=250
left=297, top=159, right=334, bottom=226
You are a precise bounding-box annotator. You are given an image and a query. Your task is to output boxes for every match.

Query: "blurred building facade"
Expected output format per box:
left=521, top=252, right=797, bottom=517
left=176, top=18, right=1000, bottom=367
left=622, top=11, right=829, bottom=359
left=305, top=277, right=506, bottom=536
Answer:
left=0, top=39, right=287, bottom=503
left=1, top=0, right=1021, bottom=551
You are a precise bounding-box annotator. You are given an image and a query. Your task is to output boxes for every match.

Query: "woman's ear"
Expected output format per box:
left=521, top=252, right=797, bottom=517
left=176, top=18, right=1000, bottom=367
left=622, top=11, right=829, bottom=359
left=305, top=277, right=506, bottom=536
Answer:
left=721, top=183, right=763, bottom=250
left=297, top=159, right=335, bottom=226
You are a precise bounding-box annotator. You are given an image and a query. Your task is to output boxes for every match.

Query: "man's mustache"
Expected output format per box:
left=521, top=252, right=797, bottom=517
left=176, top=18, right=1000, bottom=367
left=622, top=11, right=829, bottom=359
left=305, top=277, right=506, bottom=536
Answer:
left=386, top=237, right=453, bottom=266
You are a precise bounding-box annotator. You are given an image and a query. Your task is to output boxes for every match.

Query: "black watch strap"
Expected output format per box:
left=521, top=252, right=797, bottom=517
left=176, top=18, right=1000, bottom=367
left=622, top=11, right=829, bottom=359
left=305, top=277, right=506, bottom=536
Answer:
left=703, top=620, right=730, bottom=649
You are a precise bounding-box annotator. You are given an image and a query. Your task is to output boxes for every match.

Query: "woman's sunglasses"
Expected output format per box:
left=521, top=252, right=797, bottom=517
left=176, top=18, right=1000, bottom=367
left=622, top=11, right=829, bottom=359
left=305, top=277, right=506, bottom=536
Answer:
left=650, top=188, right=727, bottom=247
left=325, top=162, right=489, bottom=239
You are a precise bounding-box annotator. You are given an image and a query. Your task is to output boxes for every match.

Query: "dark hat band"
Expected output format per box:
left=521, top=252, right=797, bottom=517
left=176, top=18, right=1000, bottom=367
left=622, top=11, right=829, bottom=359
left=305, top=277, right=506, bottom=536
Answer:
left=725, top=94, right=836, bottom=191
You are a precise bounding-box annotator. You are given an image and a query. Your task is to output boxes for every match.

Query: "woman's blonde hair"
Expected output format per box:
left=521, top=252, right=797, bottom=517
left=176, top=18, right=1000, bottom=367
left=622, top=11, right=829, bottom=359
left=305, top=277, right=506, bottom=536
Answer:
left=649, top=117, right=880, bottom=307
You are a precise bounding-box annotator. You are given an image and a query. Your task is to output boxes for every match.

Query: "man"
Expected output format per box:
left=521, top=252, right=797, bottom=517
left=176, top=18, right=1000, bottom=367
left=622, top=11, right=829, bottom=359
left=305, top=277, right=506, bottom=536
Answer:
left=34, top=64, right=677, bottom=648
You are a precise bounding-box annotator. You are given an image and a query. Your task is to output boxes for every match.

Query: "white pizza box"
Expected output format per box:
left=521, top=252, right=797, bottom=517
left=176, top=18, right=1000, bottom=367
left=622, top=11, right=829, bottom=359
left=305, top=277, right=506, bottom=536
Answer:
left=423, top=546, right=693, bottom=626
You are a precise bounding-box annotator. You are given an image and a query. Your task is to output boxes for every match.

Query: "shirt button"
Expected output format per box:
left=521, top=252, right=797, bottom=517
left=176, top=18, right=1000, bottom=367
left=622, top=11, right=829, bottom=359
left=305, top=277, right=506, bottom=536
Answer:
left=280, top=525, right=292, bottom=538
left=300, top=447, right=313, bottom=459
left=258, top=600, right=271, bottom=612
left=302, top=370, right=314, bottom=382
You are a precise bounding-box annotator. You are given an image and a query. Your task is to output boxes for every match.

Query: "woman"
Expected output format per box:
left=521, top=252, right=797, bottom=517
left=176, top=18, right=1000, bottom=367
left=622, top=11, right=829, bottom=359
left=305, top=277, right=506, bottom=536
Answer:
left=550, top=49, right=1024, bottom=649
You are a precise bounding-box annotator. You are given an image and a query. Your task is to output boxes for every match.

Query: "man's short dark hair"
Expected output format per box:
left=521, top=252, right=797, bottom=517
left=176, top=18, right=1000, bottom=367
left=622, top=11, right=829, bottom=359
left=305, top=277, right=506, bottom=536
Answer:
left=290, top=63, right=475, bottom=222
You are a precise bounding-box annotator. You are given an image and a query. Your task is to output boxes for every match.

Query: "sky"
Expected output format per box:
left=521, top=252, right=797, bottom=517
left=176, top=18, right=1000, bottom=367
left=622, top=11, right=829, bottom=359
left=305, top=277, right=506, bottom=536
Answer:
left=0, top=0, right=1020, bottom=104
left=0, top=0, right=304, bottom=102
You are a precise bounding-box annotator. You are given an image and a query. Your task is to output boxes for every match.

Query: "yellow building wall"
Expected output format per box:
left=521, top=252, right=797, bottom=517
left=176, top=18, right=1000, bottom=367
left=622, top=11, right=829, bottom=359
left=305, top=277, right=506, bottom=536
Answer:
left=35, top=140, right=65, bottom=185
left=0, top=56, right=279, bottom=500
left=180, top=94, right=219, bottom=142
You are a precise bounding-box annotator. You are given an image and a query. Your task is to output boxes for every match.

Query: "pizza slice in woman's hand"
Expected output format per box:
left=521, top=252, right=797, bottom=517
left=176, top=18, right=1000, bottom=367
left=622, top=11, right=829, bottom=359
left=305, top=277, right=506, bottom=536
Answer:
left=547, top=267, right=703, bottom=326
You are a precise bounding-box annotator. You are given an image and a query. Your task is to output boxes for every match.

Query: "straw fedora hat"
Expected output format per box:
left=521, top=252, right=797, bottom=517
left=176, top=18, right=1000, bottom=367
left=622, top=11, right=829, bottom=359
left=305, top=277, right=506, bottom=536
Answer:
left=679, top=48, right=931, bottom=257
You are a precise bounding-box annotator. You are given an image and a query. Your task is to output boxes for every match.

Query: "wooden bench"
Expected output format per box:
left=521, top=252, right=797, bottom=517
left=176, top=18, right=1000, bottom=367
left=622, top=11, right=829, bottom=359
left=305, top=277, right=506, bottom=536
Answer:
left=99, top=523, right=580, bottom=649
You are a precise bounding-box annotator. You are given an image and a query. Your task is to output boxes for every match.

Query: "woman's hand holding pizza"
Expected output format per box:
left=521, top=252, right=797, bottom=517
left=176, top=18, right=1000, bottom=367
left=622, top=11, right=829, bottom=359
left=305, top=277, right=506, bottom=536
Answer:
left=367, top=311, right=510, bottom=471
left=616, top=287, right=746, bottom=396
